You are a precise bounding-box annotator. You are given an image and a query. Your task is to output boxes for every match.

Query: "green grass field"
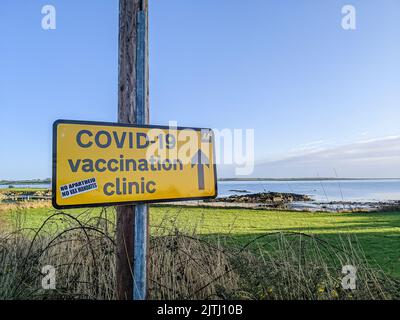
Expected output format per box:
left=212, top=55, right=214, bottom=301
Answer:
left=2, top=205, right=400, bottom=278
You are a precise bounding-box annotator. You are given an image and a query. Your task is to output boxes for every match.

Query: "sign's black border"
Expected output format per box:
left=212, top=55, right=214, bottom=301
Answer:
left=52, top=119, right=218, bottom=210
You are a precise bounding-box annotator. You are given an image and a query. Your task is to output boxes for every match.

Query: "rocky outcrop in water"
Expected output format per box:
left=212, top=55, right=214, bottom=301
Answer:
left=0, top=189, right=51, bottom=202
left=210, top=192, right=312, bottom=204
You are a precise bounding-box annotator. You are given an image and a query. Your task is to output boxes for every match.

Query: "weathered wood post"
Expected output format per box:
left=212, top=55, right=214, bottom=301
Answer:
left=116, top=0, right=149, bottom=300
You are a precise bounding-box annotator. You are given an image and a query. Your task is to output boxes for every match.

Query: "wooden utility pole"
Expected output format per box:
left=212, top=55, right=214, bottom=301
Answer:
left=117, top=0, right=149, bottom=300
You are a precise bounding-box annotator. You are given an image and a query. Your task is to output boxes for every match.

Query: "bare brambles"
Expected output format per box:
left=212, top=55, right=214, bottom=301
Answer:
left=0, top=208, right=399, bottom=300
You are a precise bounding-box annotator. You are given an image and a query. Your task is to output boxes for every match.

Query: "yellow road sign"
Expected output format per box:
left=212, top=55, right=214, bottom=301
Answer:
left=52, top=120, right=217, bottom=209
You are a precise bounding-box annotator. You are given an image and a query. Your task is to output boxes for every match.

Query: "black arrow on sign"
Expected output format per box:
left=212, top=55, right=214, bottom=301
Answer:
left=190, top=150, right=210, bottom=190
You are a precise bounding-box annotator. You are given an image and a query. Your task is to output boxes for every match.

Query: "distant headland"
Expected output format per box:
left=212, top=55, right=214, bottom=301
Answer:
left=0, top=178, right=51, bottom=185
left=218, top=177, right=400, bottom=182
left=1, top=177, right=400, bottom=186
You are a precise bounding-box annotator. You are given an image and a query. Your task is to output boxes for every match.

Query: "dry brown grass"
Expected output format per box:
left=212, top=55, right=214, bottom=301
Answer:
left=0, top=208, right=399, bottom=300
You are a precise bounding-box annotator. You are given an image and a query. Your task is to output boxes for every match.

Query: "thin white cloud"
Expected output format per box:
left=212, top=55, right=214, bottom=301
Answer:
left=290, top=140, right=327, bottom=153
left=250, top=135, right=400, bottom=178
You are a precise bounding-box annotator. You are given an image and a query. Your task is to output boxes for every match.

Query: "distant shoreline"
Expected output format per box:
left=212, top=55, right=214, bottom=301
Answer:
left=0, top=179, right=51, bottom=185
left=2, top=177, right=400, bottom=185
left=218, top=177, right=400, bottom=182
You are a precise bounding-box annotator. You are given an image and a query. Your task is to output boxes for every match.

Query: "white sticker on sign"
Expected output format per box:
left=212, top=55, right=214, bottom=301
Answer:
left=60, top=178, right=98, bottom=198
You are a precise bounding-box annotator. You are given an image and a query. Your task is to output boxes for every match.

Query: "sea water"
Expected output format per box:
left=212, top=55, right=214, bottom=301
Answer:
left=3, top=179, right=400, bottom=203
left=218, top=179, right=400, bottom=203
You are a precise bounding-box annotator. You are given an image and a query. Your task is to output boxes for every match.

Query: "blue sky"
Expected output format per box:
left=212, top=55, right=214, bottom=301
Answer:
left=1, top=0, right=400, bottom=179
